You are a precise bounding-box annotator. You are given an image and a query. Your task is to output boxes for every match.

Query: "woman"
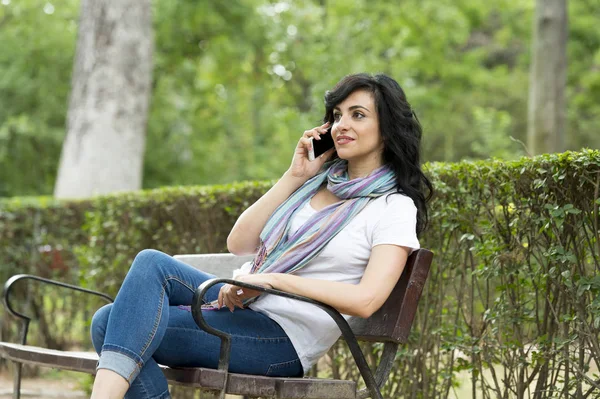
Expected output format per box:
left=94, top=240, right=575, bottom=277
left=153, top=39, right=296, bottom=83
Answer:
left=90, top=73, right=433, bottom=399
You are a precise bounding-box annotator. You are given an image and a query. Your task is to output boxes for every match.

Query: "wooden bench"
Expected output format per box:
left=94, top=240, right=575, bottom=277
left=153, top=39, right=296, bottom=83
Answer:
left=1, top=249, right=433, bottom=399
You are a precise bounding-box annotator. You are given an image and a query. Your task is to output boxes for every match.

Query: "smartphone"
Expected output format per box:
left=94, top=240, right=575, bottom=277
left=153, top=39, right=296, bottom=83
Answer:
left=308, top=127, right=335, bottom=161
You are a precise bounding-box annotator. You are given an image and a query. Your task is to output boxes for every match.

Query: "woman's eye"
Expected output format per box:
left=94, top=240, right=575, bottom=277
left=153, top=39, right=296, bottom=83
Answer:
left=354, top=112, right=364, bottom=119
left=333, top=113, right=341, bottom=121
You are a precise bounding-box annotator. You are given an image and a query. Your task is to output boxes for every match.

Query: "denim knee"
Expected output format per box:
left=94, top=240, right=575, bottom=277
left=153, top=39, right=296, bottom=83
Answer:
left=133, top=249, right=163, bottom=264
left=130, top=249, right=172, bottom=278
left=90, top=303, right=113, bottom=354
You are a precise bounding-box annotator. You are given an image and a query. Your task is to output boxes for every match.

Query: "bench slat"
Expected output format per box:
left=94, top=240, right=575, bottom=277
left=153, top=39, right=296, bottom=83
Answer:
left=225, top=374, right=278, bottom=397
left=344, top=249, right=432, bottom=343
left=278, top=378, right=357, bottom=399
left=163, top=366, right=225, bottom=390
left=173, top=254, right=253, bottom=278
left=0, top=342, right=98, bottom=374
left=0, top=343, right=355, bottom=398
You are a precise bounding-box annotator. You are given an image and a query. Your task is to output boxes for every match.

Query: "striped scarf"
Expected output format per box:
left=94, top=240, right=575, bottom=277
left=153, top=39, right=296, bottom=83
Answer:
left=250, top=159, right=396, bottom=275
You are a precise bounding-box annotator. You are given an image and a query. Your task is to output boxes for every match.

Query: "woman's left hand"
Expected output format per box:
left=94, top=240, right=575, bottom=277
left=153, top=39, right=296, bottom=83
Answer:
left=217, top=274, right=275, bottom=312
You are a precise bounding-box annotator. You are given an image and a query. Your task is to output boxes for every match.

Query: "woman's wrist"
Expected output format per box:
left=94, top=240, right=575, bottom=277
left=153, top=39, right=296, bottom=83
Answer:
left=267, top=273, right=280, bottom=290
left=281, top=170, right=309, bottom=189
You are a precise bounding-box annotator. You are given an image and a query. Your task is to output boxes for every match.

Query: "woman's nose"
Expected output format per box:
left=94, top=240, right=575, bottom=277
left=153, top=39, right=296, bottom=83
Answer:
left=335, top=116, right=350, bottom=133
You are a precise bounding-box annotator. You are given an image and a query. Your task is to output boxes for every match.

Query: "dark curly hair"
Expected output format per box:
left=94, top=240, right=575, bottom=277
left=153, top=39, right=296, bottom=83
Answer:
left=323, top=73, right=433, bottom=235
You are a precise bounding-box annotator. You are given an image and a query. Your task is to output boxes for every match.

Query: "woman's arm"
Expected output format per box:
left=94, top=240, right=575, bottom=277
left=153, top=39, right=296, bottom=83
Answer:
left=227, top=122, right=335, bottom=255
left=226, top=172, right=307, bottom=255
left=226, top=244, right=410, bottom=318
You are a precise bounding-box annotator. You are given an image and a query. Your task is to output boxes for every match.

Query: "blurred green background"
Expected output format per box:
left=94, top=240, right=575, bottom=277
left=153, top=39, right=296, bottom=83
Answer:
left=0, top=0, right=598, bottom=198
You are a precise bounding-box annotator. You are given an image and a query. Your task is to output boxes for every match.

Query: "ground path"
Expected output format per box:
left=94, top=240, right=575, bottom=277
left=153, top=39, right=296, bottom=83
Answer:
left=0, top=370, right=85, bottom=398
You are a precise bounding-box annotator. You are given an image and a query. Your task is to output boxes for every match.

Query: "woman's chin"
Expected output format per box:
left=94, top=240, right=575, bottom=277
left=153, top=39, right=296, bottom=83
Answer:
left=334, top=150, right=352, bottom=161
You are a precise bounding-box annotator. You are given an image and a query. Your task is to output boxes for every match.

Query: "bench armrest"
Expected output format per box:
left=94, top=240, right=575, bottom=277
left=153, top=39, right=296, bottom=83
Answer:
left=2, top=274, right=113, bottom=345
left=192, top=278, right=383, bottom=399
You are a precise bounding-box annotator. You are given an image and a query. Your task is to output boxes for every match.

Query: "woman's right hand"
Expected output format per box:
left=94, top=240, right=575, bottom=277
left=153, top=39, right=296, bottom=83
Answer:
left=286, top=122, right=336, bottom=181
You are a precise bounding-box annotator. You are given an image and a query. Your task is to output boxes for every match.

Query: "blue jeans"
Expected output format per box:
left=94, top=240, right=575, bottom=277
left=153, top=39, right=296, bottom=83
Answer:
left=90, top=249, right=302, bottom=399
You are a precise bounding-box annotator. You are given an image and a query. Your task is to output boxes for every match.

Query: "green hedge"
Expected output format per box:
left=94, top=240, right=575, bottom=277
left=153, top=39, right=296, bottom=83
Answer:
left=1, top=150, right=599, bottom=397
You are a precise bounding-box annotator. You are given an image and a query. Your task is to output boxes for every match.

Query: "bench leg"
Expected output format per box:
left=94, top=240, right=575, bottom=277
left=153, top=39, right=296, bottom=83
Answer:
left=12, top=361, right=22, bottom=399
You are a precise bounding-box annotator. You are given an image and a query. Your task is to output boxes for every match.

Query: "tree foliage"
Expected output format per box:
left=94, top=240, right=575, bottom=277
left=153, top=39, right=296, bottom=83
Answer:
left=1, top=0, right=599, bottom=197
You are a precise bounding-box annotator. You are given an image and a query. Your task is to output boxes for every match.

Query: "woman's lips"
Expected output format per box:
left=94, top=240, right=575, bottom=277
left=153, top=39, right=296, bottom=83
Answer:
left=337, top=136, right=354, bottom=145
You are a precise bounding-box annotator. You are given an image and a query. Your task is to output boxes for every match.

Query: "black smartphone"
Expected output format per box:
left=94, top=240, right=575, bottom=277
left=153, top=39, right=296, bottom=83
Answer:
left=308, top=127, right=335, bottom=161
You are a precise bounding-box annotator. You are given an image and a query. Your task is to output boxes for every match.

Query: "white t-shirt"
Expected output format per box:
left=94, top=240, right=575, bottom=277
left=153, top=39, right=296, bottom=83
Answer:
left=233, top=192, right=420, bottom=373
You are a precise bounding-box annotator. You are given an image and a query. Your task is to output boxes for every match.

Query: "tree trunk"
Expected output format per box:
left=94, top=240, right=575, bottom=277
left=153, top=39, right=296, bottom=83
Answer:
left=54, top=0, right=153, bottom=198
left=527, top=0, right=568, bottom=155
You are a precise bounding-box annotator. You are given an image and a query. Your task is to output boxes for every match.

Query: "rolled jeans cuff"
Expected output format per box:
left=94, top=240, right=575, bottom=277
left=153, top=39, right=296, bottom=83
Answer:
left=97, top=346, right=143, bottom=384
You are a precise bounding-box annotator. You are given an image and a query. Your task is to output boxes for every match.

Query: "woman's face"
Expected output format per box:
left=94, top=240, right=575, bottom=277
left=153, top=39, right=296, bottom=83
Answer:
left=331, top=90, right=384, bottom=165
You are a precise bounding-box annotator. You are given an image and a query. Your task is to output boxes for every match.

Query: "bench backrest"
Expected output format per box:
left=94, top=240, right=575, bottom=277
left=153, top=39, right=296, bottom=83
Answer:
left=349, top=248, right=432, bottom=343
left=174, top=248, right=432, bottom=345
